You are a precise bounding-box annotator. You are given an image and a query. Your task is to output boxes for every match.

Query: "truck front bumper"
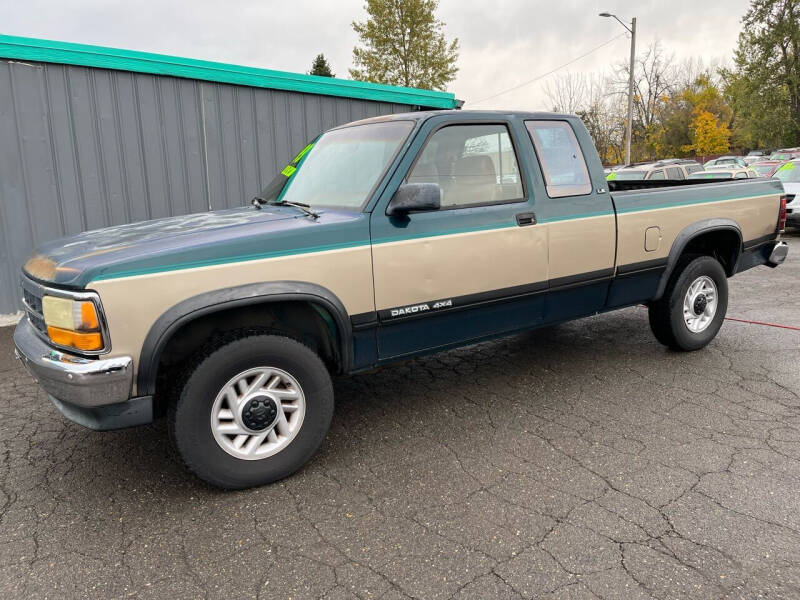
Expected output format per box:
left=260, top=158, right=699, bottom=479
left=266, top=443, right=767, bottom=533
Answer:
left=13, top=317, right=152, bottom=430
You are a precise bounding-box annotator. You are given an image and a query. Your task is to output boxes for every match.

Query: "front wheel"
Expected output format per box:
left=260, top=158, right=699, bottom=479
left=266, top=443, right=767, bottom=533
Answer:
left=168, top=333, right=334, bottom=489
left=648, top=255, right=729, bottom=351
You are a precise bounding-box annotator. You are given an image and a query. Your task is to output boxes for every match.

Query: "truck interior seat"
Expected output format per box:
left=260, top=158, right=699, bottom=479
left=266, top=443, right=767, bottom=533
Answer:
left=447, top=155, right=497, bottom=206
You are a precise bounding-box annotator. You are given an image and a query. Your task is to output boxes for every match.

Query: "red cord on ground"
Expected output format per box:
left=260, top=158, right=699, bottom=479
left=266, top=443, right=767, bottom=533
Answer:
left=636, top=304, right=799, bottom=331
left=723, top=317, right=800, bottom=331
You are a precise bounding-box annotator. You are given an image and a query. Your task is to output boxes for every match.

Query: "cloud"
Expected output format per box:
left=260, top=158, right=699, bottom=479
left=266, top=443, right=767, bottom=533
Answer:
left=3, top=0, right=749, bottom=109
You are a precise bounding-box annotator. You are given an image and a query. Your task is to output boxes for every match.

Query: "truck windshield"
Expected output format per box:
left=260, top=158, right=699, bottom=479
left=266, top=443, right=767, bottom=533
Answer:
left=775, top=162, right=800, bottom=183
left=260, top=121, right=414, bottom=211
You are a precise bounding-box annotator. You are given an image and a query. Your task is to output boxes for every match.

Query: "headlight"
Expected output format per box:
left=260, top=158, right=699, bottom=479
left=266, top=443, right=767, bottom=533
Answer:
left=41, top=296, right=104, bottom=351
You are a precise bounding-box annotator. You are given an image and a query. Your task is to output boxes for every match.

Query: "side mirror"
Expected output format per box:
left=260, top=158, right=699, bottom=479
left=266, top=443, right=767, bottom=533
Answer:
left=386, top=183, right=441, bottom=216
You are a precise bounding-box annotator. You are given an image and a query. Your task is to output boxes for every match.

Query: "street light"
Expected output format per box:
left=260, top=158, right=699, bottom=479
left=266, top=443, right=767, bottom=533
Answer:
left=600, top=12, right=636, bottom=166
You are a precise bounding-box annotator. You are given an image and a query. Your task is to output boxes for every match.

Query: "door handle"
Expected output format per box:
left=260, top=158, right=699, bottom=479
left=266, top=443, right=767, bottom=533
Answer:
left=515, top=212, right=537, bottom=226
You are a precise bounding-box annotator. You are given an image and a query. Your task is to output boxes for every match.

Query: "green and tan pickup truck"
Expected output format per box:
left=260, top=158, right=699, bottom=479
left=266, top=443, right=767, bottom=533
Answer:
left=14, top=110, right=790, bottom=488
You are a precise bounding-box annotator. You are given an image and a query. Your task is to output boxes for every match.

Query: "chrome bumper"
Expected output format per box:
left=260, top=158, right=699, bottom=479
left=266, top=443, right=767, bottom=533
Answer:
left=13, top=317, right=132, bottom=407
left=768, top=241, right=789, bottom=266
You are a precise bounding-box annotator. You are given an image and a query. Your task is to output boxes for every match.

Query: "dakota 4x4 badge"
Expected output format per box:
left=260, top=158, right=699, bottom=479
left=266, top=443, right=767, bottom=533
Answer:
left=386, top=299, right=453, bottom=319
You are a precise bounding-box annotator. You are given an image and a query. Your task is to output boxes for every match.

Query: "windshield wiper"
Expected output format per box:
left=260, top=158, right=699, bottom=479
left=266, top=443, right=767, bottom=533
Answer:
left=252, top=196, right=319, bottom=219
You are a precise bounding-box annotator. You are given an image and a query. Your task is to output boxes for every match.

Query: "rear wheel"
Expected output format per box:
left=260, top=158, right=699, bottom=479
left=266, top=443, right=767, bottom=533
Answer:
left=648, top=255, right=728, bottom=351
left=168, top=333, right=334, bottom=489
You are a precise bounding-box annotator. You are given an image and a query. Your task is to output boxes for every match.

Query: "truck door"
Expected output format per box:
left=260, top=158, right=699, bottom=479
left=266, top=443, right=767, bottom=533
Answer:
left=523, top=120, right=617, bottom=322
left=370, top=118, right=548, bottom=359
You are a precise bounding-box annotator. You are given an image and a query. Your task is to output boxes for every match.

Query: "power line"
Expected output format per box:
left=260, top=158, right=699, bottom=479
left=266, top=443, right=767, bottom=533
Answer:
left=468, top=33, right=628, bottom=106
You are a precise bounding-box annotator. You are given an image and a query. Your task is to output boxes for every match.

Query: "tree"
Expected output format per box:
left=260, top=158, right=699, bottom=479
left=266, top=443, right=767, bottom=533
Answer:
left=723, top=0, right=800, bottom=148
left=544, top=73, right=589, bottom=114
left=349, top=0, right=459, bottom=91
left=309, top=54, right=335, bottom=77
left=649, top=73, right=732, bottom=158
left=609, top=41, right=680, bottom=160
left=682, top=109, right=731, bottom=160
left=576, top=74, right=628, bottom=164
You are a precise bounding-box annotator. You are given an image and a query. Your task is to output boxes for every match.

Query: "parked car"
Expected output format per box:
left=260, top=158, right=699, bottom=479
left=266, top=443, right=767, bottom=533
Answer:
left=704, top=156, right=747, bottom=168
left=774, top=159, right=800, bottom=227
left=660, top=158, right=704, bottom=175
left=14, top=110, right=789, bottom=488
left=607, top=159, right=701, bottom=181
left=689, top=167, right=759, bottom=179
left=769, top=149, right=800, bottom=161
left=751, top=160, right=785, bottom=177
left=747, top=149, right=771, bottom=158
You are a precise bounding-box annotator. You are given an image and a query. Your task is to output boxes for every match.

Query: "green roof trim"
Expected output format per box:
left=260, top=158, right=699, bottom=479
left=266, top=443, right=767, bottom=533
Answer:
left=0, top=34, right=458, bottom=109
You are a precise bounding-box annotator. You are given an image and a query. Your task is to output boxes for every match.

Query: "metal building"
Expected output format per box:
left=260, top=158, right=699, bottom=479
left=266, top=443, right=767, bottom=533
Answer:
left=0, top=35, right=458, bottom=316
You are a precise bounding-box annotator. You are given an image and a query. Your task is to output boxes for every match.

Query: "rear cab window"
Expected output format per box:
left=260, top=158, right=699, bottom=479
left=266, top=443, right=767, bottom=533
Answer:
left=525, top=121, right=592, bottom=198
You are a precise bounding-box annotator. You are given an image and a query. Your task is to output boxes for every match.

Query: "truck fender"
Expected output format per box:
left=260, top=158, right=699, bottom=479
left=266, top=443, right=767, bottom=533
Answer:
left=652, top=218, right=742, bottom=301
left=136, top=281, right=353, bottom=396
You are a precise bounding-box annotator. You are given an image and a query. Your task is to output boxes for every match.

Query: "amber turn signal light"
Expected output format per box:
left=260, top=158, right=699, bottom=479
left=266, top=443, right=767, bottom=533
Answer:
left=46, top=326, right=104, bottom=351
left=80, top=301, right=100, bottom=330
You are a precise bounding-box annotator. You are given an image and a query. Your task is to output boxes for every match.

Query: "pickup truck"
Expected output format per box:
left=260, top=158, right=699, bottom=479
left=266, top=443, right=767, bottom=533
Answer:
left=13, top=110, right=790, bottom=489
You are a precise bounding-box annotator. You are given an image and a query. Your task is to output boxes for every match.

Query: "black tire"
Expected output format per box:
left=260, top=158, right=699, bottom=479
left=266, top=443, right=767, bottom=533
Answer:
left=648, top=255, right=728, bottom=351
left=168, top=333, right=334, bottom=489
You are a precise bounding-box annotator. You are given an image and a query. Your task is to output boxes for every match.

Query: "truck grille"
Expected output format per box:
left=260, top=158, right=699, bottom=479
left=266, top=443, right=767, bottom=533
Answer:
left=20, top=276, right=48, bottom=337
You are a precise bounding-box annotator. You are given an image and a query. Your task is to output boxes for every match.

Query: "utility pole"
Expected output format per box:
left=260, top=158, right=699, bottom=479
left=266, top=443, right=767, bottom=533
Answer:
left=600, top=12, right=636, bottom=165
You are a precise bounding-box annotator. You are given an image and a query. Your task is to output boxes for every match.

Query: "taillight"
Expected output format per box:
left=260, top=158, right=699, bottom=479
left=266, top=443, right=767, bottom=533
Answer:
left=778, top=195, right=787, bottom=233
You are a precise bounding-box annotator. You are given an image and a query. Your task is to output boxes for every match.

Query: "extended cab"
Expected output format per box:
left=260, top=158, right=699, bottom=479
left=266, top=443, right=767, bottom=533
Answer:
left=14, top=111, right=790, bottom=488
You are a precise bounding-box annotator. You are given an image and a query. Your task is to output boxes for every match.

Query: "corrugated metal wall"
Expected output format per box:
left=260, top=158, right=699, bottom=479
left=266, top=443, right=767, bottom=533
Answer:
left=0, top=59, right=413, bottom=315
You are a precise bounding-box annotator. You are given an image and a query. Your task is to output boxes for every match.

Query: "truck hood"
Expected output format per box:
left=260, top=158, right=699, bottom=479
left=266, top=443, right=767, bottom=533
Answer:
left=24, top=206, right=368, bottom=288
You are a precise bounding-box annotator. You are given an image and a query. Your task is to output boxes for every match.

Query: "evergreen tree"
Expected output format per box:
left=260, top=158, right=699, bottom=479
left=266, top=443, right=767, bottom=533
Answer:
left=309, top=54, right=335, bottom=77
left=349, top=0, right=459, bottom=91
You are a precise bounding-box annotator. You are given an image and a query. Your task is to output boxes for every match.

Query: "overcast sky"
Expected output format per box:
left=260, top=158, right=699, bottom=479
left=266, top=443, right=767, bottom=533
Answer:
left=3, top=0, right=752, bottom=109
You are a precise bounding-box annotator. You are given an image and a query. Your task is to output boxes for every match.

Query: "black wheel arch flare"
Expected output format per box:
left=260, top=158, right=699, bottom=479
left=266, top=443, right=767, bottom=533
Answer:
left=136, top=281, right=353, bottom=397
left=653, top=218, right=743, bottom=301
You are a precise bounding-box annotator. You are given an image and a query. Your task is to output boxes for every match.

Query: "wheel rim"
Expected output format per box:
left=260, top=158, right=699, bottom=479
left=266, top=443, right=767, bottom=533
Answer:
left=210, top=367, right=306, bottom=460
left=682, top=275, right=718, bottom=333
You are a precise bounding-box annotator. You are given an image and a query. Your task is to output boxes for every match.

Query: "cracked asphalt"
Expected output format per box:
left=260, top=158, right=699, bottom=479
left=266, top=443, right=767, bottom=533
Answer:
left=0, top=233, right=798, bottom=600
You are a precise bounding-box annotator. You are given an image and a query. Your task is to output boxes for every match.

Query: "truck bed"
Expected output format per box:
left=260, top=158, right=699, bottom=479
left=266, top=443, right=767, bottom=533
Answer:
left=609, top=177, right=783, bottom=278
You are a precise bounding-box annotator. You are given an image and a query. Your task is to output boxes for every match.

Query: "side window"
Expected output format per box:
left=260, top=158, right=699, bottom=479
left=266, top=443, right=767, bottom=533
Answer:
left=525, top=121, right=592, bottom=198
left=407, top=124, right=524, bottom=209
left=667, top=167, right=684, bottom=180
left=648, top=170, right=665, bottom=180
left=686, top=164, right=701, bottom=174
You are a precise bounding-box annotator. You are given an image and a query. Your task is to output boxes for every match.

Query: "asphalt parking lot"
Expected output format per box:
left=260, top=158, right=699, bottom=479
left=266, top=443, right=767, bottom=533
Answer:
left=0, top=234, right=798, bottom=600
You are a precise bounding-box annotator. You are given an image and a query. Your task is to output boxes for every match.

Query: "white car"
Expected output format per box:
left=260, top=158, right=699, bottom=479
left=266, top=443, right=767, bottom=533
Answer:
left=704, top=156, right=747, bottom=168
left=774, top=160, right=800, bottom=227
left=607, top=160, right=702, bottom=181
left=688, top=167, right=759, bottom=180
